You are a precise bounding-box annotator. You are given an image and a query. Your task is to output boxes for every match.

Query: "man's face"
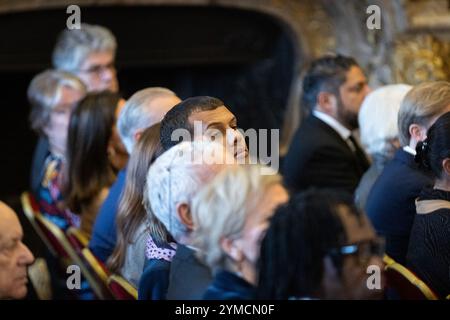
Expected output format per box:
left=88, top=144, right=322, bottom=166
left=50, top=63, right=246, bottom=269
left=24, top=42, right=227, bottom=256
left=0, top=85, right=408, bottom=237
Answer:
left=0, top=203, right=34, bottom=300
left=337, top=66, right=370, bottom=130
left=44, top=86, right=85, bottom=156
left=188, top=106, right=248, bottom=161
left=76, top=51, right=118, bottom=93
left=322, top=205, right=385, bottom=300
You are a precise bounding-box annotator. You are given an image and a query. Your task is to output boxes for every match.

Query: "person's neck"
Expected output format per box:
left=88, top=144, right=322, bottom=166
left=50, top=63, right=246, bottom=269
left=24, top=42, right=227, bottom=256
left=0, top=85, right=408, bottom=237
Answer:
left=434, top=179, right=450, bottom=192
left=236, top=261, right=256, bottom=286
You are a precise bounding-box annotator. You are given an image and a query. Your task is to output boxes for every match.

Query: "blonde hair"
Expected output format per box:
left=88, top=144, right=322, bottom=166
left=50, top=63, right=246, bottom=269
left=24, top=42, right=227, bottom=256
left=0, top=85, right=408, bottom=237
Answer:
left=191, top=165, right=281, bottom=271
left=398, top=81, right=450, bottom=146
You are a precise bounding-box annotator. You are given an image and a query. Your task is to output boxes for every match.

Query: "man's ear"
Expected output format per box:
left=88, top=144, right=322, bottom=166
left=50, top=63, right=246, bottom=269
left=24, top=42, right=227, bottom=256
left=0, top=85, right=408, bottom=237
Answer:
left=316, top=92, right=337, bottom=116
left=134, top=129, right=143, bottom=143
left=220, top=237, right=243, bottom=263
left=177, top=203, right=194, bottom=230
left=442, top=158, right=450, bottom=176
left=409, top=123, right=426, bottom=144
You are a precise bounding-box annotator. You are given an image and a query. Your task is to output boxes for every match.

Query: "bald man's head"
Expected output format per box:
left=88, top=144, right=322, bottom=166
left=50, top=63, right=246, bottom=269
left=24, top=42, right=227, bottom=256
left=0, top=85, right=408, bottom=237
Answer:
left=0, top=202, right=34, bottom=299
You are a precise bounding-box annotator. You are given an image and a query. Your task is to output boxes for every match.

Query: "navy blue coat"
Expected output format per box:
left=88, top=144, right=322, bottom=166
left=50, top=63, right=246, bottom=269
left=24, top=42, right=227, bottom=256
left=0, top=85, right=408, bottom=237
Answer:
left=365, top=149, right=432, bottom=264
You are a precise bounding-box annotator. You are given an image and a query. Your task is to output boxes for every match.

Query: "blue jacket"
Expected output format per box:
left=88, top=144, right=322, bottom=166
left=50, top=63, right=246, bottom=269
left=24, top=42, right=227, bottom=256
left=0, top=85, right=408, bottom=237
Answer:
left=203, top=270, right=255, bottom=300
left=365, top=149, right=432, bottom=264
left=89, top=168, right=127, bottom=262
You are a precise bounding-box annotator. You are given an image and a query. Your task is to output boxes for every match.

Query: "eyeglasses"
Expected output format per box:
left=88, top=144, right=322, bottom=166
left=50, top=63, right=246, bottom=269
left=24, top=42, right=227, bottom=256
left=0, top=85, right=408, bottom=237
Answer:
left=328, top=237, right=385, bottom=270
left=77, top=62, right=115, bottom=76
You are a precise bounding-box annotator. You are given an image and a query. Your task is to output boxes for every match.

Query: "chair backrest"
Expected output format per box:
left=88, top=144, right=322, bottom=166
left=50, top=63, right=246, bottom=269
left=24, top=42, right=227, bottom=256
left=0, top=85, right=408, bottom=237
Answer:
left=385, top=262, right=438, bottom=300
left=21, top=192, right=56, bottom=256
left=107, top=274, right=138, bottom=300
left=81, top=248, right=110, bottom=285
left=66, top=227, right=90, bottom=254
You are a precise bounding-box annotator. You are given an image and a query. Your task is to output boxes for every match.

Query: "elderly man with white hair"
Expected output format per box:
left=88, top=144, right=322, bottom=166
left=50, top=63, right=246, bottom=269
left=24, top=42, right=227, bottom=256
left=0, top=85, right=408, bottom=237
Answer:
left=89, top=87, right=181, bottom=262
left=355, top=84, right=412, bottom=210
left=138, top=140, right=235, bottom=300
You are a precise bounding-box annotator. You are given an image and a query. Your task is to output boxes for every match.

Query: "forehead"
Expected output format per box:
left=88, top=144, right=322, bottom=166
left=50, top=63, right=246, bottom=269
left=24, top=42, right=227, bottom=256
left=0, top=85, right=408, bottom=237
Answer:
left=188, top=106, right=235, bottom=125
left=82, top=51, right=114, bottom=67
left=335, top=204, right=375, bottom=244
left=343, top=66, right=366, bottom=86
left=0, top=205, right=22, bottom=243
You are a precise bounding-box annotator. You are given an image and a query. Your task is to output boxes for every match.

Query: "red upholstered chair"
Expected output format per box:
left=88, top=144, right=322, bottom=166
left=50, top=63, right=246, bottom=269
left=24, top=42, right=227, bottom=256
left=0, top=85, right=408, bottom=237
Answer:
left=21, top=192, right=111, bottom=299
left=385, top=261, right=438, bottom=300
left=107, top=274, right=138, bottom=300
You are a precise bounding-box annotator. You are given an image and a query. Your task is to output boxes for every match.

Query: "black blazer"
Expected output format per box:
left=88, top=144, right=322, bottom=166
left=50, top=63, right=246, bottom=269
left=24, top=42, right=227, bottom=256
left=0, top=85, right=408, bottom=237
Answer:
left=283, top=115, right=369, bottom=194
left=166, top=244, right=212, bottom=300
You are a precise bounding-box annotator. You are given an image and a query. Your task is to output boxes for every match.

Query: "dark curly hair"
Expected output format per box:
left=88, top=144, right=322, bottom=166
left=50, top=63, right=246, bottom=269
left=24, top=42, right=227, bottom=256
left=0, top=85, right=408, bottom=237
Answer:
left=257, top=188, right=361, bottom=300
left=415, top=111, right=450, bottom=178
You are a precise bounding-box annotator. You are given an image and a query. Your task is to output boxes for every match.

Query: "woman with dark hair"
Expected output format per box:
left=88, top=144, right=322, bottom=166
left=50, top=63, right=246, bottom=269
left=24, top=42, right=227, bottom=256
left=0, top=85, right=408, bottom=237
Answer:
left=63, top=91, right=125, bottom=236
left=107, top=123, right=169, bottom=288
left=257, top=189, right=385, bottom=300
left=407, top=111, right=450, bottom=298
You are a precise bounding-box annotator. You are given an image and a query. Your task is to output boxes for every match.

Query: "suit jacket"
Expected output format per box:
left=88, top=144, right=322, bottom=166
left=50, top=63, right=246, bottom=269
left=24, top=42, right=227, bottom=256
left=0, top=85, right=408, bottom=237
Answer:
left=283, top=115, right=370, bottom=194
left=365, top=149, right=433, bottom=264
left=166, top=244, right=212, bottom=300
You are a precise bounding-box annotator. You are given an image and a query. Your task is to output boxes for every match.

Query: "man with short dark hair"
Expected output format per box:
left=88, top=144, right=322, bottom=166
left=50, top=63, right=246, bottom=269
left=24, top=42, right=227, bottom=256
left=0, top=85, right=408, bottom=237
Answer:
left=160, top=96, right=247, bottom=160
left=283, top=54, right=371, bottom=193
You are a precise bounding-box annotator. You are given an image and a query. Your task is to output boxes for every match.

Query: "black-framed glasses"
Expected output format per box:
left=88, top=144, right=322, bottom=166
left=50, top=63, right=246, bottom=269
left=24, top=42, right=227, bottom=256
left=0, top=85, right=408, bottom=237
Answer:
left=328, top=237, right=385, bottom=270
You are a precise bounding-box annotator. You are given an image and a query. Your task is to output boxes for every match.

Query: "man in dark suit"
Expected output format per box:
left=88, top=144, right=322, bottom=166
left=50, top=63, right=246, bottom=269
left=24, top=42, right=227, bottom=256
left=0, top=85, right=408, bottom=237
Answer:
left=283, top=54, right=371, bottom=194
left=166, top=244, right=212, bottom=300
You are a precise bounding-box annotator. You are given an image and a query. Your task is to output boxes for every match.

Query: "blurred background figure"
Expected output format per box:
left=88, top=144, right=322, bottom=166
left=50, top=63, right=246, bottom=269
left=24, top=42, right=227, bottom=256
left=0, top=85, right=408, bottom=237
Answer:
left=0, top=201, right=35, bottom=300
left=355, top=84, right=412, bottom=210
left=30, top=24, right=119, bottom=201
left=89, top=87, right=180, bottom=263
left=52, top=23, right=118, bottom=93
left=283, top=54, right=370, bottom=194
left=63, top=91, right=125, bottom=237
left=28, top=70, right=86, bottom=229
left=107, top=123, right=163, bottom=287
left=257, top=189, right=385, bottom=300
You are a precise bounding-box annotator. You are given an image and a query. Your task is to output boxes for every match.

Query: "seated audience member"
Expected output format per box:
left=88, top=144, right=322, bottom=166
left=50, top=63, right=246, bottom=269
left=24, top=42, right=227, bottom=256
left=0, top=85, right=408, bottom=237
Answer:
left=28, top=70, right=86, bottom=229
left=192, top=165, right=289, bottom=300
left=90, top=87, right=180, bottom=262
left=257, top=189, right=385, bottom=300
left=160, top=96, right=248, bottom=161
left=0, top=202, right=35, bottom=300
left=282, top=54, right=371, bottom=194
left=63, top=92, right=124, bottom=236
left=31, top=24, right=119, bottom=194
left=407, top=111, right=450, bottom=298
left=139, top=141, right=233, bottom=300
left=366, top=81, right=450, bottom=264
left=107, top=123, right=163, bottom=287
left=355, top=84, right=412, bottom=210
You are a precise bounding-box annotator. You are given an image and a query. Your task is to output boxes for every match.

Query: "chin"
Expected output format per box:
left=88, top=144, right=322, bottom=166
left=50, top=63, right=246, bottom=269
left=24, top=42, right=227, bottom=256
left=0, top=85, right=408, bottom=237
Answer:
left=11, top=287, right=28, bottom=300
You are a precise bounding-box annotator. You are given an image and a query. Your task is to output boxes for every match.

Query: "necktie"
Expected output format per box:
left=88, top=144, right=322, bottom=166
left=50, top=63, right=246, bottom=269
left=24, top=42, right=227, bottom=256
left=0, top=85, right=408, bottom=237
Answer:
left=347, top=134, right=370, bottom=173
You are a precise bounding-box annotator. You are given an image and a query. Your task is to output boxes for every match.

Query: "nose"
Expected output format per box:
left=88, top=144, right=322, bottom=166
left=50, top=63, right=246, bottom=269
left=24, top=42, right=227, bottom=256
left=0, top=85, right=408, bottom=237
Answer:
left=19, top=242, right=34, bottom=266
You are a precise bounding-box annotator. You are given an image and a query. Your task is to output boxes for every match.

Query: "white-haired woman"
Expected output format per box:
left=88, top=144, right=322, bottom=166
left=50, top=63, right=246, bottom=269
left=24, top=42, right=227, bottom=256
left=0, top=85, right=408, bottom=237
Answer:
left=28, top=69, right=86, bottom=229
left=355, top=84, right=412, bottom=210
left=192, top=165, right=288, bottom=300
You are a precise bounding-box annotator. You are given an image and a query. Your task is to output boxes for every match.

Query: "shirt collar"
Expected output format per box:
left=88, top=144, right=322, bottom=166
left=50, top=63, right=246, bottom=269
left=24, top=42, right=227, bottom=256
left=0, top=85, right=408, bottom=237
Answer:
left=403, top=145, right=417, bottom=156
left=313, top=110, right=351, bottom=141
